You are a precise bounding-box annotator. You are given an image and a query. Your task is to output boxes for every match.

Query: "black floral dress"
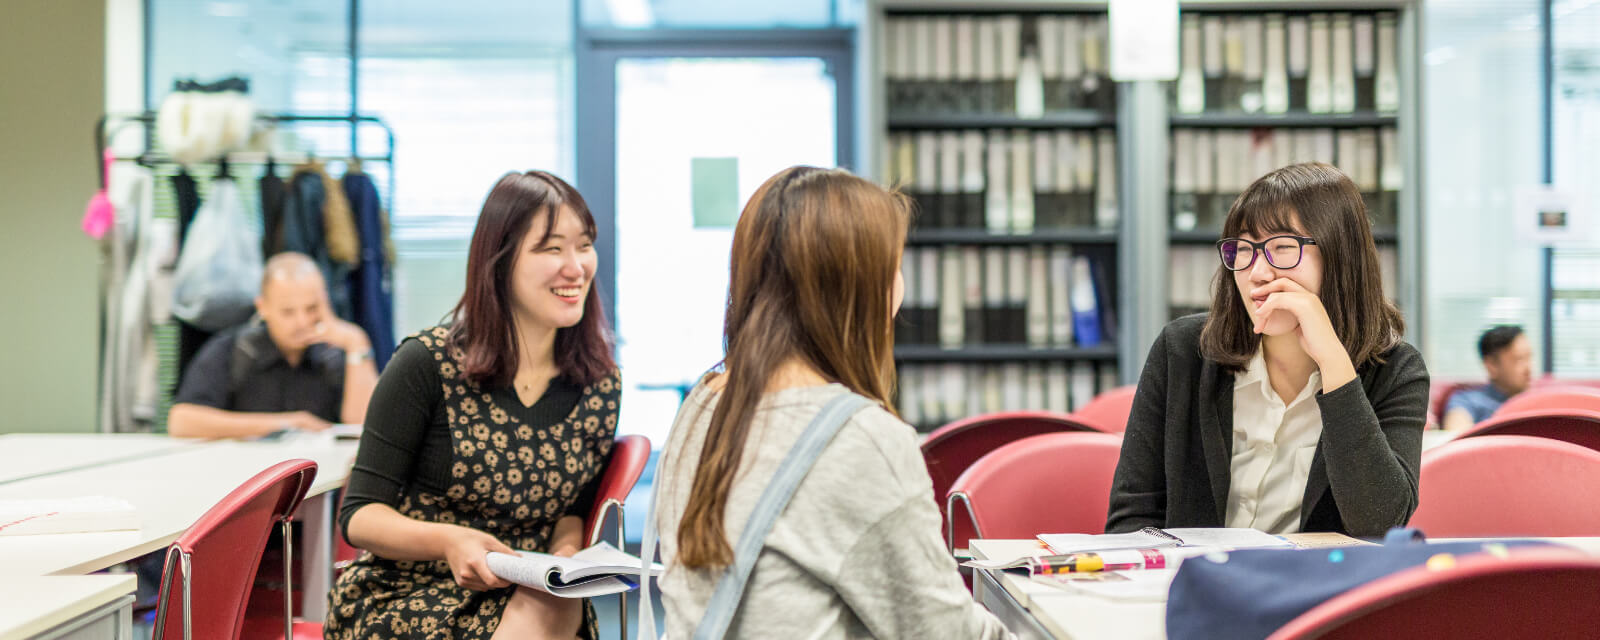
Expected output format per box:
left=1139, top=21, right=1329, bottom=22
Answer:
left=325, top=327, right=620, bottom=639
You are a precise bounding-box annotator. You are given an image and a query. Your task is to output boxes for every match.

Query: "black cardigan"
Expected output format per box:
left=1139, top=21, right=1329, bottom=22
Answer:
left=1105, top=314, right=1430, bottom=538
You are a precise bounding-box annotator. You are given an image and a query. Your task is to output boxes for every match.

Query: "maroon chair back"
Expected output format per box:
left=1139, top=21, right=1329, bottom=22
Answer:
left=155, top=459, right=318, bottom=640
left=1269, top=548, right=1600, bottom=640
left=1495, top=386, right=1600, bottom=417
left=1408, top=435, right=1600, bottom=537
left=922, top=411, right=1100, bottom=549
left=585, top=434, right=651, bottom=547
left=1070, top=385, right=1137, bottom=433
left=945, top=432, right=1123, bottom=550
left=1456, top=407, right=1600, bottom=454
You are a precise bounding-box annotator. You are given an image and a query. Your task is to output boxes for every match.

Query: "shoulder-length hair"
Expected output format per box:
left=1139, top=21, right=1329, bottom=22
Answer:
left=677, top=166, right=911, bottom=569
left=1200, top=162, right=1403, bottom=371
left=447, top=170, right=616, bottom=388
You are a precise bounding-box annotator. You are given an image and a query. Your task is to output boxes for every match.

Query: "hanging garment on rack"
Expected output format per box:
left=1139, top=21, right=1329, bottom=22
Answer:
left=97, top=163, right=141, bottom=432
left=281, top=162, right=355, bottom=319
left=170, top=170, right=212, bottom=381
left=103, top=165, right=176, bottom=432
left=171, top=176, right=262, bottom=332
left=342, top=170, right=395, bottom=369
left=260, top=159, right=287, bottom=257
left=321, top=167, right=361, bottom=269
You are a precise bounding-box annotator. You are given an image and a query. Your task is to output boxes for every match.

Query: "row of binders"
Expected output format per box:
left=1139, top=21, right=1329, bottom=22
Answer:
left=887, top=129, right=1117, bottom=232
left=898, top=245, right=1112, bottom=349
left=1167, top=245, right=1399, bottom=317
left=1171, top=127, right=1402, bottom=231
left=1175, top=12, right=1401, bottom=115
left=898, top=361, right=1119, bottom=431
left=883, top=14, right=1113, bottom=114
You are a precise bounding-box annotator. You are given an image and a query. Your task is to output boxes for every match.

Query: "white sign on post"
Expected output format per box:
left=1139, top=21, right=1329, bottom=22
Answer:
left=1109, top=0, right=1181, bottom=82
left=1516, top=185, right=1588, bottom=245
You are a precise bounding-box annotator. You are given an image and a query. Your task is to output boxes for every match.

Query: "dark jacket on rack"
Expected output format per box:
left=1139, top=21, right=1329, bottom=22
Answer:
left=260, top=159, right=287, bottom=257
left=170, top=169, right=213, bottom=382
left=342, top=170, right=394, bottom=369
left=281, top=164, right=354, bottom=320
left=1105, top=314, right=1430, bottom=538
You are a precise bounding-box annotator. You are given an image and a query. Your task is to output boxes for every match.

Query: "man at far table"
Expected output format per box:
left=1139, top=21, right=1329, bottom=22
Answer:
left=166, top=252, right=379, bottom=438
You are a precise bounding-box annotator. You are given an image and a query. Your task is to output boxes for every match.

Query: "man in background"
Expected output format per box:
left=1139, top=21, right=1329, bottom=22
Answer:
left=1442, top=325, right=1533, bottom=431
left=167, top=252, right=379, bottom=438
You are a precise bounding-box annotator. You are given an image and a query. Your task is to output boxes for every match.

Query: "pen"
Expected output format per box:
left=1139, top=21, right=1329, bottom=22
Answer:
left=1026, top=548, right=1169, bottom=574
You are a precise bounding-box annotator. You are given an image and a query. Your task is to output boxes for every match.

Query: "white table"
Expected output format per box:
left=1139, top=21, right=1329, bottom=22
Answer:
left=0, top=575, right=135, bottom=640
left=0, top=435, right=357, bottom=621
left=1422, top=429, right=1460, bottom=451
left=970, top=536, right=1600, bottom=640
left=0, top=434, right=198, bottom=485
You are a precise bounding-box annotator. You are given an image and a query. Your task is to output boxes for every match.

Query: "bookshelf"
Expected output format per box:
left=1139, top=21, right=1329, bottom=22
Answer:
left=866, top=0, right=1423, bottom=429
left=1162, top=2, right=1420, bottom=324
left=872, top=3, right=1125, bottom=431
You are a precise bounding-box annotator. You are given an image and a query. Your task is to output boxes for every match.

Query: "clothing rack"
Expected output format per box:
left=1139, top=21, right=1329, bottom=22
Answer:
left=95, top=112, right=397, bottom=206
left=91, top=111, right=399, bottom=434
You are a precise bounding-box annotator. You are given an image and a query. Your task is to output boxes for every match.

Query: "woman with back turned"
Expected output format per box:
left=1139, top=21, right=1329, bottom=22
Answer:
left=651, top=166, right=1009, bottom=639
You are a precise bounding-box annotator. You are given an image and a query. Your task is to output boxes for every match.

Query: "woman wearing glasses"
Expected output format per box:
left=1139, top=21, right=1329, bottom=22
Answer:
left=1106, top=162, right=1429, bottom=538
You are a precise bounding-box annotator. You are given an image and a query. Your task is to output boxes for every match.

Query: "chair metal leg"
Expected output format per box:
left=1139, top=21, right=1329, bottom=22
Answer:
left=945, top=491, right=984, bottom=555
left=282, top=519, right=295, bottom=640
left=180, top=551, right=193, bottom=640
left=616, top=509, right=628, bottom=640
left=151, top=546, right=182, bottom=640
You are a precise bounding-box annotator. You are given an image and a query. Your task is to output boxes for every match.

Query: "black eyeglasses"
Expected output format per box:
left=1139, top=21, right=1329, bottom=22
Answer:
left=1216, top=235, right=1318, bottom=271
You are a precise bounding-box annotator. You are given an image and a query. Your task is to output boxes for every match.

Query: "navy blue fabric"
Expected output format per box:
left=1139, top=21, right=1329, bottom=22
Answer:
left=342, top=172, right=394, bottom=369
left=1165, top=528, right=1555, bottom=640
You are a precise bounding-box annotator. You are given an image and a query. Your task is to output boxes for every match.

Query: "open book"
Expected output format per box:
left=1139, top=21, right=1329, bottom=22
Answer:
left=1038, top=527, right=1293, bottom=555
left=485, top=542, right=664, bottom=598
left=0, top=496, right=139, bottom=536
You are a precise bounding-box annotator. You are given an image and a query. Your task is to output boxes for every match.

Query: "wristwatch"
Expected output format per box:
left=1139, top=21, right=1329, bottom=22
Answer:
left=346, top=348, right=374, bottom=366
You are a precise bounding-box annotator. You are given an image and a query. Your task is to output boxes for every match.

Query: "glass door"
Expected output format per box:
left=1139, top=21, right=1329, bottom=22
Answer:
left=613, top=56, right=839, bottom=447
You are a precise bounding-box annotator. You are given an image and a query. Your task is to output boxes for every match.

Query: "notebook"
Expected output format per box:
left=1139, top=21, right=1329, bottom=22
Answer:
left=485, top=542, right=664, bottom=598
left=1038, top=527, right=1293, bottom=555
left=0, top=496, right=139, bottom=536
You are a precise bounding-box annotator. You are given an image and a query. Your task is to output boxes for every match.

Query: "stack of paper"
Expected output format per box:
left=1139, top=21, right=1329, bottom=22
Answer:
left=0, top=497, right=139, bottom=536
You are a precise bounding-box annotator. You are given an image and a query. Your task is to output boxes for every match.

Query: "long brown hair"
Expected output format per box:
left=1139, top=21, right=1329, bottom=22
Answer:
left=677, top=166, right=911, bottom=569
left=447, top=171, right=616, bottom=388
left=1200, top=162, right=1403, bottom=371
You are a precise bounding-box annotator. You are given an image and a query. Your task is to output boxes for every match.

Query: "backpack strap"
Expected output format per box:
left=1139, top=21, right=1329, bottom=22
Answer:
left=637, top=391, right=874, bottom=640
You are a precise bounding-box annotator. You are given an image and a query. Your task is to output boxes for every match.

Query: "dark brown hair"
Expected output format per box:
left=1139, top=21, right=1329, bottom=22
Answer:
left=447, top=171, right=616, bottom=388
left=677, top=166, right=911, bottom=569
left=1200, top=162, right=1403, bottom=371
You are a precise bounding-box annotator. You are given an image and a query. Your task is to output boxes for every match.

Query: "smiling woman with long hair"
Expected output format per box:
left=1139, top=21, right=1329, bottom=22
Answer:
left=328, top=171, right=620, bottom=640
left=1106, top=162, right=1430, bottom=538
left=651, top=166, right=1007, bottom=639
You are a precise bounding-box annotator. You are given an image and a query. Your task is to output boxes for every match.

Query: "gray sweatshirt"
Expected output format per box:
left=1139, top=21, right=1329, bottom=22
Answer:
left=654, top=380, right=1011, bottom=639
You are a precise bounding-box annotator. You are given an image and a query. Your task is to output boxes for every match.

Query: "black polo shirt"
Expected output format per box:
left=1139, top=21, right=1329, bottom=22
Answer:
left=173, top=323, right=346, bottom=422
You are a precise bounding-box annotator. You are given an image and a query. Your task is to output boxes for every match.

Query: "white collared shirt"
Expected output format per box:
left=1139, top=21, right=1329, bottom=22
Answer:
left=1226, top=350, right=1324, bottom=534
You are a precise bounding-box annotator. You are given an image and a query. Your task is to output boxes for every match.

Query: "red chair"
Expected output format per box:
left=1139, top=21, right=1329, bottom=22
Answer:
left=1268, top=547, right=1600, bottom=640
left=922, top=411, right=1101, bottom=551
left=586, top=434, right=651, bottom=548
left=586, top=434, right=652, bottom=640
left=1070, top=385, right=1137, bottom=433
left=1495, top=386, right=1600, bottom=417
left=1455, top=407, right=1600, bottom=454
left=944, top=431, right=1124, bottom=551
left=153, top=459, right=318, bottom=640
left=1408, top=435, right=1600, bottom=537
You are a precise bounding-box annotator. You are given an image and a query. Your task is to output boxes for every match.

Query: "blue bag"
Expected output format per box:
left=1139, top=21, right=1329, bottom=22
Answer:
left=1166, top=528, right=1556, bottom=640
